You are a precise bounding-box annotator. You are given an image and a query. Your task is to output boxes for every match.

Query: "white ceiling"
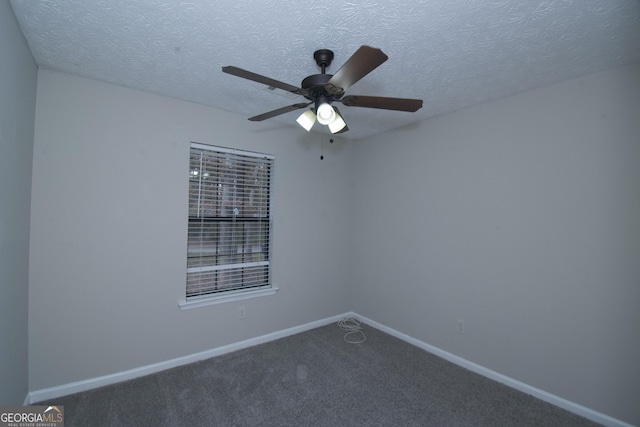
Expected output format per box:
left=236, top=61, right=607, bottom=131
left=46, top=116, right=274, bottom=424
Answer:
left=10, top=0, right=640, bottom=140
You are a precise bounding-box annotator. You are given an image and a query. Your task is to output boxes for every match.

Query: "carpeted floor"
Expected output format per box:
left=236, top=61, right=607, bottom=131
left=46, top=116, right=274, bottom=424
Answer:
left=37, top=321, right=601, bottom=426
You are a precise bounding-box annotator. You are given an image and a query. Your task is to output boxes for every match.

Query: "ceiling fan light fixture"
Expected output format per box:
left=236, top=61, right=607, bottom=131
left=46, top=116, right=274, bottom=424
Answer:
left=328, top=111, right=347, bottom=133
left=316, top=102, right=335, bottom=125
left=296, top=109, right=316, bottom=131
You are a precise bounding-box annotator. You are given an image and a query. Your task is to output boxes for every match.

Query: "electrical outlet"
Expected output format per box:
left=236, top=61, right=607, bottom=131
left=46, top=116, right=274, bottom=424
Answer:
left=238, top=305, right=246, bottom=319
left=456, top=318, right=464, bottom=334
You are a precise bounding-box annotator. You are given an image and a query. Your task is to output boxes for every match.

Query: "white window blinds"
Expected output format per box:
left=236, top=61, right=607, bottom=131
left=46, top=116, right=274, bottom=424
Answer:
left=186, top=143, right=274, bottom=298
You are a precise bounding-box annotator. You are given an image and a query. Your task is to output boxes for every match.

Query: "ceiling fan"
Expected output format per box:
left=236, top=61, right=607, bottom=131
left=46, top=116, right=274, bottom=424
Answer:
left=222, top=46, right=423, bottom=134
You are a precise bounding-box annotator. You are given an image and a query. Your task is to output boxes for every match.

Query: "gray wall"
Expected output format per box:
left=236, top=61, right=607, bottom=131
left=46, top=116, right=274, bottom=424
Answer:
left=29, top=70, right=352, bottom=391
left=0, top=1, right=37, bottom=405
left=350, top=63, right=640, bottom=425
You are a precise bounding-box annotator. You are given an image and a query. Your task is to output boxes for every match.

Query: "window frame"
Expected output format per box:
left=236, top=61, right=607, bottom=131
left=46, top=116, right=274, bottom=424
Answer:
left=179, top=142, right=278, bottom=310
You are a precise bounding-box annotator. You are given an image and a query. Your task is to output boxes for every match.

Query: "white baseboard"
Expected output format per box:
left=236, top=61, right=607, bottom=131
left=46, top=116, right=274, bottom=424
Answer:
left=27, top=311, right=632, bottom=427
left=26, top=312, right=351, bottom=405
left=353, top=313, right=634, bottom=427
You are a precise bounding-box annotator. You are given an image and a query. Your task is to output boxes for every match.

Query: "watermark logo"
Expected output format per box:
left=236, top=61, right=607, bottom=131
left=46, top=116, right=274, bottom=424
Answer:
left=0, top=406, right=64, bottom=427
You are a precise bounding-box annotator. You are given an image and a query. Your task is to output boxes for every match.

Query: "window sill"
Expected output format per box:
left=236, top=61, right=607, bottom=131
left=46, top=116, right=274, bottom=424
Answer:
left=178, top=287, right=279, bottom=310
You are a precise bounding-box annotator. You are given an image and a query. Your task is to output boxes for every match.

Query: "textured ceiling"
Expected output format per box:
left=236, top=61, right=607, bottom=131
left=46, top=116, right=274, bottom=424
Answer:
left=10, top=0, right=640, bottom=140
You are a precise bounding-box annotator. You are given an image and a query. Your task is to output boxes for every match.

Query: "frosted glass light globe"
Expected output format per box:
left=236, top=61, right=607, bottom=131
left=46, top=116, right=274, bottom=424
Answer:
left=316, top=102, right=335, bottom=125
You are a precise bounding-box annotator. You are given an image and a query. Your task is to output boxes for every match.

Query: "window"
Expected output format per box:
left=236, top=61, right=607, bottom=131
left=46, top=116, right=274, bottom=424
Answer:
left=184, top=143, right=274, bottom=305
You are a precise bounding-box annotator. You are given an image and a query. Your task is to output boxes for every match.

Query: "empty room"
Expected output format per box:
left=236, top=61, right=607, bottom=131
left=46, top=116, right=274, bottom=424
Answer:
left=1, top=1, right=639, bottom=426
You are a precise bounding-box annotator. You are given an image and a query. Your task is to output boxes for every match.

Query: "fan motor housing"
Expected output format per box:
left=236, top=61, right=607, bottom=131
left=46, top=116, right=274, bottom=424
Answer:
left=301, top=74, right=332, bottom=100
left=301, top=73, right=331, bottom=89
left=301, top=74, right=344, bottom=101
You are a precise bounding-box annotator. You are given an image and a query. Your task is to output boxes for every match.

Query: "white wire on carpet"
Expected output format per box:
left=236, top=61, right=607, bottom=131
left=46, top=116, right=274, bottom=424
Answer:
left=337, top=316, right=366, bottom=344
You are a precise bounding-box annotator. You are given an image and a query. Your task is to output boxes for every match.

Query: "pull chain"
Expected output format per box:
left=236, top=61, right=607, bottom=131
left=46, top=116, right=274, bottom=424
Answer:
left=320, top=137, right=334, bottom=160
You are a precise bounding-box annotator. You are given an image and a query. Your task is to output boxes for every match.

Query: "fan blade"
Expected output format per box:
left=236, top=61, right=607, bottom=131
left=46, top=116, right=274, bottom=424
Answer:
left=326, top=46, right=388, bottom=94
left=248, top=103, right=311, bottom=121
left=222, top=66, right=304, bottom=96
left=340, top=95, right=423, bottom=112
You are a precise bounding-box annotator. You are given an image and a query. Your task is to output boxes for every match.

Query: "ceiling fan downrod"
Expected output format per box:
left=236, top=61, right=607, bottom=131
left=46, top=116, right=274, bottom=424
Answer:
left=313, top=49, right=334, bottom=74
left=301, top=49, right=340, bottom=104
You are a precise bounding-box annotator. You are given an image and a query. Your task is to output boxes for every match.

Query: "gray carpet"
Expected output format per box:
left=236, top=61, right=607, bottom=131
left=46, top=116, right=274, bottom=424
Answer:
left=37, top=322, right=601, bottom=426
